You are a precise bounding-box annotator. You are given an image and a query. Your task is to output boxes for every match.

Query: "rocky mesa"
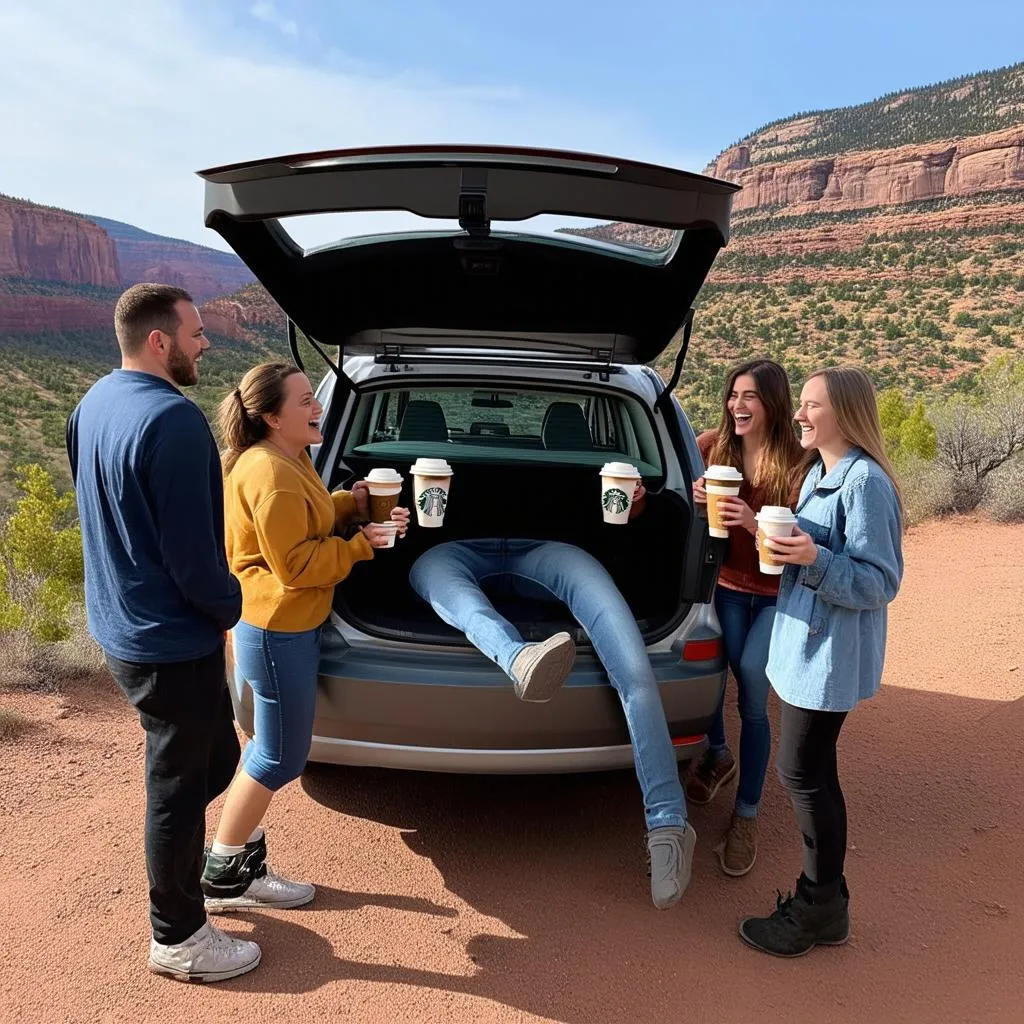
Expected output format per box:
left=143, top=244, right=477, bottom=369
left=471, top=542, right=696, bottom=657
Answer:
left=0, top=197, right=120, bottom=287
left=710, top=126, right=1024, bottom=214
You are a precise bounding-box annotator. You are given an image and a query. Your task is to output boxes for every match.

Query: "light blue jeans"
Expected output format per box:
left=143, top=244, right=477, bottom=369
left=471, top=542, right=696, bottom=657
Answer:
left=409, top=540, right=686, bottom=830
left=232, top=620, right=323, bottom=792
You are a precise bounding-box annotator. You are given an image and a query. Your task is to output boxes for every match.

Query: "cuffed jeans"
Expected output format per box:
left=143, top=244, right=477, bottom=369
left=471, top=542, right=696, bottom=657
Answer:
left=410, top=540, right=686, bottom=830
left=105, top=644, right=240, bottom=945
left=232, top=621, right=323, bottom=792
left=709, top=586, right=776, bottom=818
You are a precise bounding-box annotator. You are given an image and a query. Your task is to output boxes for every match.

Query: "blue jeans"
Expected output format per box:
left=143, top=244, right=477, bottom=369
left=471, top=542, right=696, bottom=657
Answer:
left=410, top=540, right=686, bottom=830
left=232, top=620, right=323, bottom=792
left=709, top=587, right=776, bottom=818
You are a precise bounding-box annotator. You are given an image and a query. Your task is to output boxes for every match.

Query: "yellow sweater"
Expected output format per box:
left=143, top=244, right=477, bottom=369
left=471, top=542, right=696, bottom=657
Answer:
left=224, top=443, right=373, bottom=631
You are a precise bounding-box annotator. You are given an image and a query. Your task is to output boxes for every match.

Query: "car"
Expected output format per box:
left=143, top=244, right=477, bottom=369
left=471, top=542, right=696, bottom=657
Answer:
left=196, top=144, right=739, bottom=774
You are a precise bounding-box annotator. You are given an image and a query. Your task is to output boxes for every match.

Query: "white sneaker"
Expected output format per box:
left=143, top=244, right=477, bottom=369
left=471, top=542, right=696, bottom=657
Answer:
left=149, top=922, right=261, bottom=983
left=205, top=865, right=315, bottom=913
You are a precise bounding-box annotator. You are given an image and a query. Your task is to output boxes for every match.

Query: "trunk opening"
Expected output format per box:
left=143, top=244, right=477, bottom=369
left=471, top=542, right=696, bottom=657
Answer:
left=333, top=460, right=691, bottom=646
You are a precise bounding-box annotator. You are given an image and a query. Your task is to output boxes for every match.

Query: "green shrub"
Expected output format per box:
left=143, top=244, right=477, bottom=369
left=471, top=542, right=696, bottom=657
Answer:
left=0, top=464, right=84, bottom=642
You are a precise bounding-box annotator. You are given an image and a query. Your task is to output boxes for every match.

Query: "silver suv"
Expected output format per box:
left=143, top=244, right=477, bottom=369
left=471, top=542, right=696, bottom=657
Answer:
left=198, top=145, right=738, bottom=774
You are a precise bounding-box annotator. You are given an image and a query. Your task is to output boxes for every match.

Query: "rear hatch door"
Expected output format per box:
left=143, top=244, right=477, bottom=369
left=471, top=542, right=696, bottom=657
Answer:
left=197, top=145, right=739, bottom=367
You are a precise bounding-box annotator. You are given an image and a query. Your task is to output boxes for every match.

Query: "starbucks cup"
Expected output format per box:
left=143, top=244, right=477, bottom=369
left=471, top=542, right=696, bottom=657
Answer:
left=755, top=505, right=797, bottom=574
left=411, top=458, right=454, bottom=528
left=373, top=521, right=399, bottom=549
left=599, top=462, right=641, bottom=525
left=364, top=467, right=404, bottom=525
left=704, top=465, right=744, bottom=539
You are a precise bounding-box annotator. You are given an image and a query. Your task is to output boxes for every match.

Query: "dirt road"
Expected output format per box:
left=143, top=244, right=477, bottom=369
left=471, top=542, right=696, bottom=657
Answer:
left=2, top=518, right=1022, bottom=1024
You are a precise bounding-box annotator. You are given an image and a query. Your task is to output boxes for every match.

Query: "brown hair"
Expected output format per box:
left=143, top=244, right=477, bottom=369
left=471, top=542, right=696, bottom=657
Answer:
left=114, top=283, right=193, bottom=356
left=218, top=361, right=304, bottom=474
left=708, top=359, right=803, bottom=506
left=801, top=366, right=905, bottom=519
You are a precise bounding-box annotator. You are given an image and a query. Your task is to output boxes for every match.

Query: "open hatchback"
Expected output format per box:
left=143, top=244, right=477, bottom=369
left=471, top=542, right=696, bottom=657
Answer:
left=197, top=145, right=739, bottom=773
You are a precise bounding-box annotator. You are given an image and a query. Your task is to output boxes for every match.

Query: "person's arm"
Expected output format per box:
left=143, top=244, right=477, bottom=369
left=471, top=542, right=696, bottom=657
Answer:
left=253, top=489, right=374, bottom=589
left=65, top=407, right=79, bottom=485
left=331, top=489, right=364, bottom=530
left=146, top=406, right=242, bottom=631
left=800, top=475, right=903, bottom=610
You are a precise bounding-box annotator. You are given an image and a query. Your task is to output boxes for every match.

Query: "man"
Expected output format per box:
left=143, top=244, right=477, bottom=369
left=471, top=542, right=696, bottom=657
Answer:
left=66, top=284, right=259, bottom=982
left=408, top=489, right=697, bottom=910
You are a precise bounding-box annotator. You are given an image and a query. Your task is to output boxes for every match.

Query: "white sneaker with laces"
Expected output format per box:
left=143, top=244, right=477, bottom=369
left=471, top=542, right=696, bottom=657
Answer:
left=148, top=922, right=261, bottom=982
left=204, top=865, right=315, bottom=913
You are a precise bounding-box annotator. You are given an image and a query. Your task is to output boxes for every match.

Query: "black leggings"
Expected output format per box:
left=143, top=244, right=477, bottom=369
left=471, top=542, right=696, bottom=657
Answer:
left=776, top=700, right=849, bottom=893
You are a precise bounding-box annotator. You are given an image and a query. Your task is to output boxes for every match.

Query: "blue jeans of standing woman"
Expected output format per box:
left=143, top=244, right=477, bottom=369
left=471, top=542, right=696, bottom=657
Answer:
left=410, top=540, right=687, bottom=831
left=709, top=586, right=776, bottom=819
left=231, top=621, right=323, bottom=792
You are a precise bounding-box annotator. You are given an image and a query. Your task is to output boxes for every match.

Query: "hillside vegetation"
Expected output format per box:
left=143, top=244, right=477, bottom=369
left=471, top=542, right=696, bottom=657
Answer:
left=718, top=61, right=1024, bottom=164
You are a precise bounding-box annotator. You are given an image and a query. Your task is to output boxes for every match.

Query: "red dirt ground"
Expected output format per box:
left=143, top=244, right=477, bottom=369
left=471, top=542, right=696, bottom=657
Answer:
left=1, top=518, right=1022, bottom=1024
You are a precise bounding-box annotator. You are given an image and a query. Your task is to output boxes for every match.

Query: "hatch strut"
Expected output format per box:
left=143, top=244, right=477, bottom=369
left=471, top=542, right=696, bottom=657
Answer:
left=289, top=319, right=339, bottom=377
left=654, top=308, right=694, bottom=417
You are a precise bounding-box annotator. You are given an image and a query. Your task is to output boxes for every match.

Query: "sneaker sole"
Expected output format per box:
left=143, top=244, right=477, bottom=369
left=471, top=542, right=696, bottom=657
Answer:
left=148, top=949, right=261, bottom=983
left=737, top=920, right=851, bottom=958
left=714, top=838, right=756, bottom=878
left=205, top=889, right=315, bottom=913
left=515, top=635, right=575, bottom=703
left=685, top=761, right=738, bottom=806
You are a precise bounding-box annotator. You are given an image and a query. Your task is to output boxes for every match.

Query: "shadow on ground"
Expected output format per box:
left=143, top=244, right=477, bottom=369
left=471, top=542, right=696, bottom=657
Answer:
left=279, top=683, right=1024, bottom=1023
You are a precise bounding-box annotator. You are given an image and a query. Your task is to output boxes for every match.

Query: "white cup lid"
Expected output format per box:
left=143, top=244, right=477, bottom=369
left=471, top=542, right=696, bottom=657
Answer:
left=374, top=520, right=399, bottom=530
left=365, top=468, right=404, bottom=484
left=705, top=464, right=744, bottom=483
left=756, top=505, right=796, bottom=522
left=600, top=462, right=641, bottom=479
left=411, top=458, right=453, bottom=476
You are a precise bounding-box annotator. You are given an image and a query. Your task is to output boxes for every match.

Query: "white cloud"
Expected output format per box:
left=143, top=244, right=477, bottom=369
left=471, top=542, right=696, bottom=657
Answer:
left=249, top=1, right=297, bottom=38
left=0, top=0, right=710, bottom=253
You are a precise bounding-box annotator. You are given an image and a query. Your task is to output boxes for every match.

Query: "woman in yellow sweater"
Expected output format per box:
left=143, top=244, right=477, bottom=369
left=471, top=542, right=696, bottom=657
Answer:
left=201, top=362, right=409, bottom=914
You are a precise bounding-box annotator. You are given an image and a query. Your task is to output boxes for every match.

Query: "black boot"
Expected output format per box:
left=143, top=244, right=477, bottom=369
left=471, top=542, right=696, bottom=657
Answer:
left=738, top=875, right=850, bottom=957
left=201, top=833, right=268, bottom=900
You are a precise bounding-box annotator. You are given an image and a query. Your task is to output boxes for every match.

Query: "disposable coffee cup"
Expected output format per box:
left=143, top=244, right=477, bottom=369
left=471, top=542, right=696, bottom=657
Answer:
left=704, top=465, right=744, bottom=538
left=411, top=458, right=454, bottom=528
left=599, top=462, right=641, bottom=526
left=373, top=521, right=399, bottom=549
left=364, top=467, right=404, bottom=525
left=755, top=505, right=798, bottom=575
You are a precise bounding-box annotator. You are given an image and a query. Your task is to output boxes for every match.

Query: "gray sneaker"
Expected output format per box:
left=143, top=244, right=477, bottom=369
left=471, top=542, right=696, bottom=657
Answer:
left=510, top=632, right=575, bottom=702
left=149, top=922, right=261, bottom=983
left=646, top=822, right=697, bottom=909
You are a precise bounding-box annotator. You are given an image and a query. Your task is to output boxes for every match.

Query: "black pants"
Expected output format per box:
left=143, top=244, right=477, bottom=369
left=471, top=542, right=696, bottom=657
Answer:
left=776, top=699, right=849, bottom=897
left=105, top=645, right=240, bottom=945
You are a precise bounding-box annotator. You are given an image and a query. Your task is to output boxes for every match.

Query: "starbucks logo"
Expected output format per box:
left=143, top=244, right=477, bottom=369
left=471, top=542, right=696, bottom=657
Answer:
left=602, top=487, right=630, bottom=515
left=417, top=487, right=448, bottom=517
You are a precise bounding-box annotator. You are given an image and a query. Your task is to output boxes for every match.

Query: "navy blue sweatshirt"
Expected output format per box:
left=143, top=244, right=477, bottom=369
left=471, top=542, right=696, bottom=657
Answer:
left=66, top=369, right=242, bottom=663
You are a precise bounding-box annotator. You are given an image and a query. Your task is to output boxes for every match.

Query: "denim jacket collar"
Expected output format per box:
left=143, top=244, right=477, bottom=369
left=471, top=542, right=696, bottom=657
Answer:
left=798, top=446, right=864, bottom=510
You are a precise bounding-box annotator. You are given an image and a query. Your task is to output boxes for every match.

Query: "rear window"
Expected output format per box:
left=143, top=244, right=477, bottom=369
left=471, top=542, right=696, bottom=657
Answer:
left=343, top=384, right=664, bottom=474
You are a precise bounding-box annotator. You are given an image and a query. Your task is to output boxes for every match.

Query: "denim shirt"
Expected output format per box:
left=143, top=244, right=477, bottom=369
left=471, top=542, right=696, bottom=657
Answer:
left=767, top=447, right=904, bottom=712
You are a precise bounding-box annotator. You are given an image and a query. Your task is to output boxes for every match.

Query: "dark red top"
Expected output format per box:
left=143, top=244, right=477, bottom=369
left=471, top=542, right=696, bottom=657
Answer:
left=698, top=430, right=799, bottom=597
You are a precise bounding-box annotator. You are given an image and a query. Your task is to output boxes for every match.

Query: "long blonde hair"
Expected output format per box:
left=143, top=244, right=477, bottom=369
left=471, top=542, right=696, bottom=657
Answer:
left=217, top=362, right=303, bottom=475
left=802, top=366, right=905, bottom=519
left=708, top=359, right=803, bottom=506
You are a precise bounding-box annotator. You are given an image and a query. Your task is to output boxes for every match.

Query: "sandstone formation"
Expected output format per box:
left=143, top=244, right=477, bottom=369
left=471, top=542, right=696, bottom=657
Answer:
left=710, top=127, right=1024, bottom=214
left=0, top=198, right=120, bottom=287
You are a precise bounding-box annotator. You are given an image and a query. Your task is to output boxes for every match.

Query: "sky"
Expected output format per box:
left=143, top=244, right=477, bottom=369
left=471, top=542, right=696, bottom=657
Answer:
left=1, top=0, right=1023, bottom=251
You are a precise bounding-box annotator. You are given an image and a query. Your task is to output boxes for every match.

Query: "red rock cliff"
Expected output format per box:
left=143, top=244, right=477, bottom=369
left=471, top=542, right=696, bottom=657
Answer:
left=710, top=126, right=1024, bottom=214
left=0, top=198, right=121, bottom=287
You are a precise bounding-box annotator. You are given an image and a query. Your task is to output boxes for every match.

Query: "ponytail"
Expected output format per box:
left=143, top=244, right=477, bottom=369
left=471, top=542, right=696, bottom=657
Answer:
left=217, top=362, right=302, bottom=475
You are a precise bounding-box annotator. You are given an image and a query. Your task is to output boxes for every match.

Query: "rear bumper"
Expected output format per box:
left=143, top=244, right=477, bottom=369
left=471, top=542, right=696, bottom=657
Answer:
left=227, top=627, right=724, bottom=775
left=306, top=734, right=705, bottom=773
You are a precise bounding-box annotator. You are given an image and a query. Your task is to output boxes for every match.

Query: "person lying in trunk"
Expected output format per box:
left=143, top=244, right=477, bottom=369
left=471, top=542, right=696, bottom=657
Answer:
left=409, top=495, right=696, bottom=912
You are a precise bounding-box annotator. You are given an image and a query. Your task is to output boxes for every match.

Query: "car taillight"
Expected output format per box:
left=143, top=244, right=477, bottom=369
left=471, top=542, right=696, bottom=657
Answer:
left=682, top=638, right=723, bottom=662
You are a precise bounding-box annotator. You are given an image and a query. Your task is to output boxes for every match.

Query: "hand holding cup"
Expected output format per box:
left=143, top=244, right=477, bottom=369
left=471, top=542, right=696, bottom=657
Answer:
left=717, top=495, right=756, bottom=534
left=763, top=527, right=819, bottom=566
left=692, top=477, right=708, bottom=504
